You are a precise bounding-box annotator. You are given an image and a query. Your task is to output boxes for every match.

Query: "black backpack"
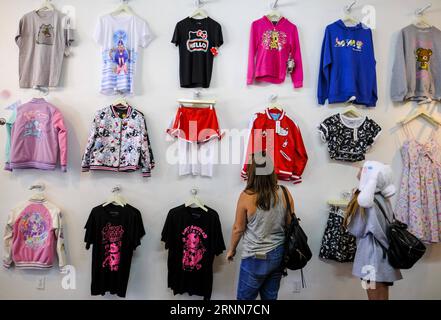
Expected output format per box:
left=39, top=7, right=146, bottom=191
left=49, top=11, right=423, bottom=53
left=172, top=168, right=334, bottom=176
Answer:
left=280, top=186, right=312, bottom=280
left=374, top=197, right=426, bottom=270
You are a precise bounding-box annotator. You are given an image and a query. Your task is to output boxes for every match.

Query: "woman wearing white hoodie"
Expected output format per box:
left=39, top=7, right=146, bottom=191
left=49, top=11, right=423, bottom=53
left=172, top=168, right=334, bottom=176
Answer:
left=344, top=161, right=402, bottom=300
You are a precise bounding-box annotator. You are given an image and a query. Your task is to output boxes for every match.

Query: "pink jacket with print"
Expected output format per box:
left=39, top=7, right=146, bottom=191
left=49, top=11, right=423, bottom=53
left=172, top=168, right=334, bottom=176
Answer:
left=5, top=98, right=68, bottom=172
left=3, top=200, right=66, bottom=270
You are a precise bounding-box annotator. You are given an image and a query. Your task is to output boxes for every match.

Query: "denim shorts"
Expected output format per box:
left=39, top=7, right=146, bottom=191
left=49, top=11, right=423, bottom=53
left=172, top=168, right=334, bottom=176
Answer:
left=237, top=245, right=285, bottom=300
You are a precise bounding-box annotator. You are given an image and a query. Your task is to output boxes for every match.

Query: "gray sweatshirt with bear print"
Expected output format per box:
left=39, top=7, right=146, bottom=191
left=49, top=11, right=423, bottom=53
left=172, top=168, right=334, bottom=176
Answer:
left=391, top=24, right=441, bottom=103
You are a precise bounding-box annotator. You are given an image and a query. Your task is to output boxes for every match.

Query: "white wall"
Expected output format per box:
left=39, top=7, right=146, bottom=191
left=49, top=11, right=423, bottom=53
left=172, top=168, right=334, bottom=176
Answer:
left=0, top=0, right=440, bottom=300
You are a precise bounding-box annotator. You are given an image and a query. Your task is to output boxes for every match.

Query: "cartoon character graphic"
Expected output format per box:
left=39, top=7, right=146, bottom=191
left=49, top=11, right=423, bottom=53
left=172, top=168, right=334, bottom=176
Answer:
left=270, top=31, right=280, bottom=49
left=187, top=30, right=209, bottom=52
left=36, top=24, right=54, bottom=45
left=24, top=120, right=43, bottom=138
left=335, top=37, right=346, bottom=47
left=102, top=242, right=121, bottom=271
left=262, top=30, right=287, bottom=51
left=19, top=212, right=49, bottom=248
left=182, top=226, right=207, bottom=271
left=335, top=38, right=364, bottom=51
left=416, top=48, right=433, bottom=71
left=22, top=111, right=48, bottom=138
left=101, top=223, right=124, bottom=272
left=109, top=31, right=130, bottom=75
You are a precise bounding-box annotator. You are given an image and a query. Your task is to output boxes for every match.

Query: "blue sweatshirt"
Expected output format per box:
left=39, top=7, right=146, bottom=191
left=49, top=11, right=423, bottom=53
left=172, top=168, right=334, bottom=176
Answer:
left=318, top=20, right=377, bottom=107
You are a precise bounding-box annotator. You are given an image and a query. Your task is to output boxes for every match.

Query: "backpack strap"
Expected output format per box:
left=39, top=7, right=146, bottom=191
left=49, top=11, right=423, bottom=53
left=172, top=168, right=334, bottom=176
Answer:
left=280, top=185, right=295, bottom=219
left=373, top=195, right=394, bottom=224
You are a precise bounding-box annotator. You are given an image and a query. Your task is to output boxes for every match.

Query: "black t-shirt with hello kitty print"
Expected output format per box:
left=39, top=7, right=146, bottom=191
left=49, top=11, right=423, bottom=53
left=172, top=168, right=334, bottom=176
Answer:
left=172, top=17, right=223, bottom=88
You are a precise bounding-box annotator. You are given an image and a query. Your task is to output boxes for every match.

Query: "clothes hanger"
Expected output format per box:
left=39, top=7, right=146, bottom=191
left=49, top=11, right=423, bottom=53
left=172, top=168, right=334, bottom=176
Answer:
left=185, top=188, right=208, bottom=212
left=266, top=0, right=282, bottom=22
left=189, top=0, right=208, bottom=19
left=112, top=93, right=129, bottom=108
left=327, top=199, right=349, bottom=208
left=103, top=185, right=127, bottom=207
left=342, top=1, right=360, bottom=26
left=29, top=183, right=46, bottom=202
left=32, top=86, right=49, bottom=99
left=341, top=105, right=362, bottom=118
left=267, top=94, right=283, bottom=111
left=36, top=0, right=55, bottom=12
left=177, top=90, right=216, bottom=106
left=110, top=0, right=134, bottom=16
left=398, top=106, right=441, bottom=127
left=413, top=3, right=432, bottom=28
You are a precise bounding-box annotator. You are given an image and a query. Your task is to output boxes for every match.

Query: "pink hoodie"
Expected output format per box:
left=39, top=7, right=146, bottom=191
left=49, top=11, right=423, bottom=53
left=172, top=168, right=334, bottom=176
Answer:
left=247, top=16, right=303, bottom=88
left=5, top=98, right=68, bottom=172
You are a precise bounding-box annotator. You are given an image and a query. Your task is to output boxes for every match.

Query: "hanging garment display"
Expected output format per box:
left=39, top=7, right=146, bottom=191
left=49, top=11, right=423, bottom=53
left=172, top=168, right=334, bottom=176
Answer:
left=166, top=105, right=222, bottom=177
left=318, top=113, right=382, bottom=162
left=319, top=205, right=356, bottom=263
left=318, top=20, right=377, bottom=107
left=395, top=127, right=441, bottom=243
left=161, top=204, right=225, bottom=300
left=81, top=105, right=155, bottom=177
left=84, top=203, right=145, bottom=298
left=94, top=14, right=153, bottom=95
left=172, top=17, right=223, bottom=88
left=16, top=9, right=74, bottom=88
left=4, top=98, right=68, bottom=172
left=247, top=16, right=303, bottom=88
left=3, top=198, right=66, bottom=270
left=241, top=108, right=308, bottom=183
left=391, top=25, right=441, bottom=103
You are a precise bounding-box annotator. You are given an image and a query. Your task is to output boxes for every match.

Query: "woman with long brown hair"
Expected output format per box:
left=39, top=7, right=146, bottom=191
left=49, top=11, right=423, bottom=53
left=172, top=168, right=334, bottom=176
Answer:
left=226, top=152, right=294, bottom=300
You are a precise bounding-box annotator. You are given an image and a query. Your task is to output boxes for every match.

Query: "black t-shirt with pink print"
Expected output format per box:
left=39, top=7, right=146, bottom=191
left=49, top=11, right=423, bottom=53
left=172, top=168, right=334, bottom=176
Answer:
left=84, top=204, right=145, bottom=298
left=161, top=205, right=225, bottom=300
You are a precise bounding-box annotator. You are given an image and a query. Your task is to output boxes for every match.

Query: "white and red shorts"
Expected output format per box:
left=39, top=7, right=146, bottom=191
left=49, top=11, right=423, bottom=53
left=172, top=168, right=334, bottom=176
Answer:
left=166, top=105, right=222, bottom=143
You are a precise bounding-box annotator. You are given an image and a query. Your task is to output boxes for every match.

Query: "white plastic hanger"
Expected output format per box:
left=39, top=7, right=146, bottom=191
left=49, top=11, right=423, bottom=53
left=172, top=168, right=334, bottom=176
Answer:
left=413, top=3, right=432, bottom=28
left=36, top=0, right=55, bottom=12
left=103, top=186, right=127, bottom=207
left=342, top=1, right=359, bottom=27
left=29, top=183, right=46, bottom=202
left=266, top=1, right=282, bottom=22
left=399, top=106, right=441, bottom=127
left=178, top=90, right=216, bottom=106
left=111, top=0, right=134, bottom=16
left=185, top=188, right=208, bottom=212
left=32, top=86, right=49, bottom=99
left=341, top=105, right=362, bottom=118
left=327, top=199, right=349, bottom=208
left=112, top=94, right=129, bottom=108
left=268, top=94, right=283, bottom=111
left=190, top=0, right=208, bottom=19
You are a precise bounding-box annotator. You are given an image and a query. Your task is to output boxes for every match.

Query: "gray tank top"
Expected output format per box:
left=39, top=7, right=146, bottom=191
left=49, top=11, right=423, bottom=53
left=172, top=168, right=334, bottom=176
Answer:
left=242, top=187, right=287, bottom=258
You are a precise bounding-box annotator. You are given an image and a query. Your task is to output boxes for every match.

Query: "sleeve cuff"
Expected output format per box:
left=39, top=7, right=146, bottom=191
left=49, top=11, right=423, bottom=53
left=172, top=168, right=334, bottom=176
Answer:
left=4, top=163, right=12, bottom=171
left=318, top=97, right=326, bottom=105
left=293, top=81, right=303, bottom=88
left=291, top=175, right=303, bottom=184
left=3, top=261, right=11, bottom=268
left=247, top=79, right=253, bottom=85
left=61, top=165, right=67, bottom=172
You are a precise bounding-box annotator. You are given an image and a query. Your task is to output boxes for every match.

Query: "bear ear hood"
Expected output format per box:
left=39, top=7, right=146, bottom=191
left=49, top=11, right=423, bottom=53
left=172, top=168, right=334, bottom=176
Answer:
left=357, top=161, right=396, bottom=208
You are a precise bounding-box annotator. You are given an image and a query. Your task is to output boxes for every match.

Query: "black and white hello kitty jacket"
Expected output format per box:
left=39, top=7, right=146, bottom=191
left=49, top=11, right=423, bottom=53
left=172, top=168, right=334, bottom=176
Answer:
left=81, top=105, right=155, bottom=177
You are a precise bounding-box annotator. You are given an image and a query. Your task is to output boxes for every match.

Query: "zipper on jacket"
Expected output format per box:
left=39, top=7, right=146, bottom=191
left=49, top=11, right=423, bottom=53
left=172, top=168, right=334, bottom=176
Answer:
left=118, top=119, right=123, bottom=172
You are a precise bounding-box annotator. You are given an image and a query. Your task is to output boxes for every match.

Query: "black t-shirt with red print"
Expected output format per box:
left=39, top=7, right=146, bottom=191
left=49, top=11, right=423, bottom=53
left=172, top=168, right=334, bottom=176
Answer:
left=161, top=205, right=225, bottom=300
left=84, top=204, right=145, bottom=298
left=172, top=17, right=223, bottom=88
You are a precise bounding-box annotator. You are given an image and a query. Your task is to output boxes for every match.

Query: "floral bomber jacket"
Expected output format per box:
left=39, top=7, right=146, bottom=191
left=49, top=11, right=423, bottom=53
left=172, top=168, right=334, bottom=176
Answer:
left=81, top=105, right=155, bottom=177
